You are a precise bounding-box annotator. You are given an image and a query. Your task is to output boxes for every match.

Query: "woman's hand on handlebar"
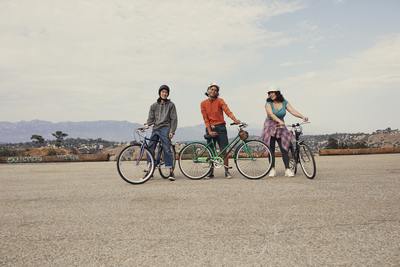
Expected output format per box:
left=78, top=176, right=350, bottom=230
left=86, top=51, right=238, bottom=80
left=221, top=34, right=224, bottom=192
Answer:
left=276, top=120, right=285, bottom=127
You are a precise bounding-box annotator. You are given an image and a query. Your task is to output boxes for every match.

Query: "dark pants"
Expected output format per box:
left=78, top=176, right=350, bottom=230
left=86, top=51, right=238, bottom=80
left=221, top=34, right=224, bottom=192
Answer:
left=270, top=136, right=290, bottom=169
left=205, top=123, right=228, bottom=150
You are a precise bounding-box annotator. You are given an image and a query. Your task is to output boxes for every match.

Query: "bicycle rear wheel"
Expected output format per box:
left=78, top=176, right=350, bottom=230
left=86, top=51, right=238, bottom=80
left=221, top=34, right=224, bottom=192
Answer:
left=178, top=142, right=212, bottom=179
left=299, top=143, right=316, bottom=179
left=158, top=145, right=177, bottom=179
left=117, top=144, right=155, bottom=184
left=235, top=140, right=272, bottom=179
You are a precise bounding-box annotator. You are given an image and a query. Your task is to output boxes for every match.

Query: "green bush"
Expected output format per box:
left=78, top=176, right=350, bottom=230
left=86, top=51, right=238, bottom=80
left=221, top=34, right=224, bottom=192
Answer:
left=0, top=147, right=20, bottom=157
left=47, top=150, right=57, bottom=156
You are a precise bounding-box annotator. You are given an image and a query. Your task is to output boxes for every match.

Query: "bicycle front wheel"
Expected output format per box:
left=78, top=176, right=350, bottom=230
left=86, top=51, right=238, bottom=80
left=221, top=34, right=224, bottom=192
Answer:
left=117, top=144, right=155, bottom=184
left=288, top=144, right=297, bottom=174
left=299, top=143, right=316, bottom=179
left=158, top=145, right=177, bottom=179
left=235, top=140, right=272, bottom=179
left=178, top=142, right=212, bottom=179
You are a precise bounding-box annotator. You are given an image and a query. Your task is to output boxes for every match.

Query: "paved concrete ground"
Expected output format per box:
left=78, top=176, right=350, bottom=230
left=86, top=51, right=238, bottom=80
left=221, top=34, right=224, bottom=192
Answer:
left=1, top=154, right=399, bottom=266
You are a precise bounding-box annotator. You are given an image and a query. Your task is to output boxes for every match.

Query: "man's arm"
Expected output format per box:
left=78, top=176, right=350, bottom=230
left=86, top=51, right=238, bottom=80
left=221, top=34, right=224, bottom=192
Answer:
left=146, top=104, right=155, bottom=125
left=169, top=104, right=178, bottom=139
left=201, top=101, right=217, bottom=137
left=200, top=101, right=211, bottom=129
left=220, top=99, right=240, bottom=124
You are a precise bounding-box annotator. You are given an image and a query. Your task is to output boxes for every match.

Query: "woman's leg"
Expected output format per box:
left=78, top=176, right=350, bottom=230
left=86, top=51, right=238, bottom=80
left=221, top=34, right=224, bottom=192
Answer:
left=276, top=138, right=290, bottom=169
left=269, top=136, right=276, bottom=168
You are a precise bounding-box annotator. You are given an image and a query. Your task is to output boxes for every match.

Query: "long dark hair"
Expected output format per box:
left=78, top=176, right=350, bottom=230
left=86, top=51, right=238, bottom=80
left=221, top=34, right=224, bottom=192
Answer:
left=266, top=91, right=285, bottom=102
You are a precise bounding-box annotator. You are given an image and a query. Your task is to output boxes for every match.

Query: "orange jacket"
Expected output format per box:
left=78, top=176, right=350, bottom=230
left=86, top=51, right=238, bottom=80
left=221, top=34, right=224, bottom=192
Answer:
left=201, top=98, right=234, bottom=128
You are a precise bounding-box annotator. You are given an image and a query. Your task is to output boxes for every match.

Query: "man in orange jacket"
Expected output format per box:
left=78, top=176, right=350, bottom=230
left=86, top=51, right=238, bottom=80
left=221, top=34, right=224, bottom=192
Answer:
left=201, top=83, right=241, bottom=179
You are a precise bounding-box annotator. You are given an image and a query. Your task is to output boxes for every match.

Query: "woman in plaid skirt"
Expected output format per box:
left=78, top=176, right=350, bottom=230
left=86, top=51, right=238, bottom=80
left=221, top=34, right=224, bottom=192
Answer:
left=261, top=86, right=308, bottom=177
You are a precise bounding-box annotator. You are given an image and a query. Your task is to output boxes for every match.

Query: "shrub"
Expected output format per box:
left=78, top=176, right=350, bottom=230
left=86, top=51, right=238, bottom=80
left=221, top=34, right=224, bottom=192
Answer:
left=0, top=147, right=20, bottom=157
left=47, top=150, right=57, bottom=156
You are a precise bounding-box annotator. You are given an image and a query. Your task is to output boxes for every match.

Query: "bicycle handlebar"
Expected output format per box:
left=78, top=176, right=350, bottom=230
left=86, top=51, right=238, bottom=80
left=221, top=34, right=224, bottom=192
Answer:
left=136, top=122, right=155, bottom=133
left=276, top=120, right=310, bottom=129
left=285, top=120, right=310, bottom=128
left=230, top=122, right=248, bottom=129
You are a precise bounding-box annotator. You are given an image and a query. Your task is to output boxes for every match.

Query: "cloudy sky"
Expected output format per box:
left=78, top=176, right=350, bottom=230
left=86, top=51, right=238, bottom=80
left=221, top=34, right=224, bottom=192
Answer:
left=1, top=0, right=399, bottom=135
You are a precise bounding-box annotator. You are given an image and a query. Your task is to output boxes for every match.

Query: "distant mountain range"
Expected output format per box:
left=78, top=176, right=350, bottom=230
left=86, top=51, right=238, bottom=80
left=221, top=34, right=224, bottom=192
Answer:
left=0, top=120, right=263, bottom=143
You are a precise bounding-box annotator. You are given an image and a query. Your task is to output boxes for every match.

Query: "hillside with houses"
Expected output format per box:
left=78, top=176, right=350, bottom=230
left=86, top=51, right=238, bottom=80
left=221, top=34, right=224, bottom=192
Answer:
left=2, top=127, right=399, bottom=160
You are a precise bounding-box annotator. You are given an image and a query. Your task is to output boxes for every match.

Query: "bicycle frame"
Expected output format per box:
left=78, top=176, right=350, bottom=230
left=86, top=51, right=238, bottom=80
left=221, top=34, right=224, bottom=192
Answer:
left=191, top=125, right=258, bottom=166
left=287, top=122, right=314, bottom=170
left=289, top=125, right=303, bottom=164
left=134, top=128, right=164, bottom=167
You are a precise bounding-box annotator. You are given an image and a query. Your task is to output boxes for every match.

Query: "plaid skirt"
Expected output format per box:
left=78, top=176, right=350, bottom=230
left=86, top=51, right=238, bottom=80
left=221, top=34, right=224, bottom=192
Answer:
left=261, top=118, right=292, bottom=154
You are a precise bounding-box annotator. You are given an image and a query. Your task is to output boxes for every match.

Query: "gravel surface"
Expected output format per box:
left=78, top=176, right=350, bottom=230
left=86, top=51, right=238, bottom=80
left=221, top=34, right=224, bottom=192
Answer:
left=1, top=154, right=400, bottom=266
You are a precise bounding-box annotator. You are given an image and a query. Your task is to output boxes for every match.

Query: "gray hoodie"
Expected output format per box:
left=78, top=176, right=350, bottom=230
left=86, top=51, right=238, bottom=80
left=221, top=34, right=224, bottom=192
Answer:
left=146, top=99, right=178, bottom=134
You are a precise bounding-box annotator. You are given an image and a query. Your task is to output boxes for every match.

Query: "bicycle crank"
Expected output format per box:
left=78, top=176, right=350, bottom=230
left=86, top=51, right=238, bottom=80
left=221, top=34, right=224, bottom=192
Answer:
left=213, top=157, right=224, bottom=168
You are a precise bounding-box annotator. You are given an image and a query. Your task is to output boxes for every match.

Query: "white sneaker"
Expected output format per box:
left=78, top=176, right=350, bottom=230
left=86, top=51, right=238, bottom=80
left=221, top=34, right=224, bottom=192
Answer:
left=225, top=170, right=233, bottom=179
left=285, top=169, right=295, bottom=177
left=269, top=170, right=277, bottom=177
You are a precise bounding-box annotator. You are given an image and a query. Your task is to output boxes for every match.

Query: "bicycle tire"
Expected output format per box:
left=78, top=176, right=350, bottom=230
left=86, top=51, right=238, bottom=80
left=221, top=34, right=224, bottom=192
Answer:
left=178, top=142, right=212, bottom=179
left=299, top=143, right=316, bottom=179
left=288, top=144, right=297, bottom=174
left=117, top=144, right=155, bottom=184
left=235, top=140, right=272, bottom=179
left=158, top=145, right=176, bottom=179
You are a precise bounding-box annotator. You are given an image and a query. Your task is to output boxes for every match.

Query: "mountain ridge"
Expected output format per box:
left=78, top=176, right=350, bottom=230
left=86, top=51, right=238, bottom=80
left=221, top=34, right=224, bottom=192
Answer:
left=0, top=120, right=263, bottom=143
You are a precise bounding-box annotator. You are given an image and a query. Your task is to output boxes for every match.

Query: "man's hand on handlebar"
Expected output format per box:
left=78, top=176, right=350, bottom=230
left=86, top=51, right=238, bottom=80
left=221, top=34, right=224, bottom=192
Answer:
left=140, top=122, right=155, bottom=130
left=209, top=131, right=218, bottom=138
left=233, top=118, right=241, bottom=125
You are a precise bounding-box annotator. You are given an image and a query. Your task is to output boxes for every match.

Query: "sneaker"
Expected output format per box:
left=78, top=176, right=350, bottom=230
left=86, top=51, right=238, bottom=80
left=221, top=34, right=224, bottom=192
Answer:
left=269, top=169, right=277, bottom=177
left=204, top=170, right=214, bottom=179
left=168, top=172, right=175, bottom=181
left=285, top=169, right=295, bottom=177
left=225, top=170, right=232, bottom=179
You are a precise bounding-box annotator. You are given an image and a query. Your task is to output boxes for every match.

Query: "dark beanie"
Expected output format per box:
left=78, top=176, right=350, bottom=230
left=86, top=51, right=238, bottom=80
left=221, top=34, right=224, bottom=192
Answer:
left=158, top=85, right=170, bottom=95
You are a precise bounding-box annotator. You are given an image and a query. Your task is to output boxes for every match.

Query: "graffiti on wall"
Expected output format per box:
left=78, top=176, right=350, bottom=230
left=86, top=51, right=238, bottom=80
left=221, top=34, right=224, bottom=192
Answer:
left=7, top=156, right=43, bottom=163
left=6, top=155, right=80, bottom=163
left=56, top=155, right=80, bottom=161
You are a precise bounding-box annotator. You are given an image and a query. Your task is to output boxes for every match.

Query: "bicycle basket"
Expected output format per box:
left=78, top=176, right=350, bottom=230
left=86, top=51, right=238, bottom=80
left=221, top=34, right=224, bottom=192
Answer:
left=239, top=130, right=249, bottom=141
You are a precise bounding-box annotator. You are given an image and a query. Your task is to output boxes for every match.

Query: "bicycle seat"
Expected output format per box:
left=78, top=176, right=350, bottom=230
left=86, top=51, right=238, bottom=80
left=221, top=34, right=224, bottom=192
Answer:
left=204, top=134, right=212, bottom=139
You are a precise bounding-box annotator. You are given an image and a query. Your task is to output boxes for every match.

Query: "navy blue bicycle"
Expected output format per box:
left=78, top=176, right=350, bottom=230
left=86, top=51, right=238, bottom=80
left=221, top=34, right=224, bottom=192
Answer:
left=117, top=124, right=176, bottom=184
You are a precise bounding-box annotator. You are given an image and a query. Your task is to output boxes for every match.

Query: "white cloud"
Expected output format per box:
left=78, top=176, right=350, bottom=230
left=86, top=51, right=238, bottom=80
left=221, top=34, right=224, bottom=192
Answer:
left=1, top=0, right=399, bottom=136
left=0, top=0, right=307, bottom=124
left=297, top=20, right=318, bottom=31
left=333, top=0, right=345, bottom=4
left=280, top=61, right=314, bottom=67
left=229, top=34, right=400, bottom=134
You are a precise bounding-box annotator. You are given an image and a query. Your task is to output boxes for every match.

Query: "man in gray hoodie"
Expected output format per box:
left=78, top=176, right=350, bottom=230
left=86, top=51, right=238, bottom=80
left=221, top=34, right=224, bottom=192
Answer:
left=145, top=85, right=178, bottom=180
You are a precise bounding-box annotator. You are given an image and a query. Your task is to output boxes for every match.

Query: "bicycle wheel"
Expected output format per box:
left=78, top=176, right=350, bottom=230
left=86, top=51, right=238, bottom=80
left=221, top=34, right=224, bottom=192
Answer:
left=117, top=144, right=155, bottom=184
left=288, top=144, right=297, bottom=174
left=235, top=140, right=272, bottom=179
left=158, top=145, right=176, bottom=179
left=299, top=143, right=316, bottom=179
left=178, top=142, right=212, bottom=179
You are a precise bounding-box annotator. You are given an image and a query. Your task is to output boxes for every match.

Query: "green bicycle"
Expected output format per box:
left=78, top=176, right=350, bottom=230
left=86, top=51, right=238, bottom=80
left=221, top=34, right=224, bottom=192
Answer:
left=178, top=123, right=273, bottom=179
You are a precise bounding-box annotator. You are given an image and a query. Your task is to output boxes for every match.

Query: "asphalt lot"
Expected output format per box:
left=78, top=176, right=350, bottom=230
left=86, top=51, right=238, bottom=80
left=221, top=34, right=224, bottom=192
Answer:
left=1, top=154, right=399, bottom=266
